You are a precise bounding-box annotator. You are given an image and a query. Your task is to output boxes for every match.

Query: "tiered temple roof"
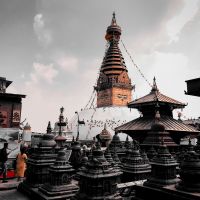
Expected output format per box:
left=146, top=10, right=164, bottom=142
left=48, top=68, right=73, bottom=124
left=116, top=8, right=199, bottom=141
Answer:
left=116, top=78, right=199, bottom=144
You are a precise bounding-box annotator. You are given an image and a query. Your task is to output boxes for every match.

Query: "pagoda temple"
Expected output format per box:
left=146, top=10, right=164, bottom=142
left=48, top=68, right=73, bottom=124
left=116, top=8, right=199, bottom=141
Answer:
left=116, top=78, right=199, bottom=144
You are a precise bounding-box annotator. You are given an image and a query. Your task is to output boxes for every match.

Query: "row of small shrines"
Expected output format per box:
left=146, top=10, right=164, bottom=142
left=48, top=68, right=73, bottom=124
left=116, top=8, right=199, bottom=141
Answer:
left=17, top=118, right=200, bottom=200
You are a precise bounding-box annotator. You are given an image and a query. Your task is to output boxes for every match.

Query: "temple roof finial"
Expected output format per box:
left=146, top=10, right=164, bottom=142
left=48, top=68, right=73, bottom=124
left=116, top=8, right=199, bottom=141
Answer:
left=46, top=121, right=52, bottom=133
left=151, top=77, right=159, bottom=92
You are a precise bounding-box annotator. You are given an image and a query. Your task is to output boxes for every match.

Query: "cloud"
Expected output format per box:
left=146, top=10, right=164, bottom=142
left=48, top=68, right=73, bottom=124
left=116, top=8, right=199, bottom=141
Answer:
left=166, top=0, right=198, bottom=42
left=2, top=0, right=200, bottom=133
left=33, top=13, right=52, bottom=46
left=28, top=62, right=58, bottom=84
left=56, top=55, right=78, bottom=72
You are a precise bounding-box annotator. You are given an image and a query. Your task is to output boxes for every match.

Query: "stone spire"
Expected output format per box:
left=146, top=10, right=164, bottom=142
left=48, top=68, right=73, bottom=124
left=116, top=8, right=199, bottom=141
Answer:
left=46, top=121, right=52, bottom=134
left=72, top=143, right=123, bottom=200
left=108, top=132, right=123, bottom=153
left=124, top=135, right=131, bottom=149
left=95, top=13, right=133, bottom=107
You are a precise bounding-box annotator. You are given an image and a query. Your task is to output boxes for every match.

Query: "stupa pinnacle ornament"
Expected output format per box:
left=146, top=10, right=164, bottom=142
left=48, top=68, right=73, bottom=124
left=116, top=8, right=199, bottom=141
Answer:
left=95, top=13, right=133, bottom=107
left=46, top=121, right=52, bottom=134
left=55, top=107, right=67, bottom=147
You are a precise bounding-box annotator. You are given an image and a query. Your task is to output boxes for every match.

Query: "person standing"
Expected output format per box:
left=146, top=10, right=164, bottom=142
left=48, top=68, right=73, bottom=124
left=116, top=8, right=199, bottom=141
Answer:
left=15, top=147, right=27, bottom=182
left=0, top=142, right=9, bottom=183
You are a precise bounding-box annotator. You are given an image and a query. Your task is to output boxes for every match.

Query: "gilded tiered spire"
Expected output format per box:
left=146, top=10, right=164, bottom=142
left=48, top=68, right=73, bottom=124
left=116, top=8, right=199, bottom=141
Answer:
left=95, top=13, right=133, bottom=107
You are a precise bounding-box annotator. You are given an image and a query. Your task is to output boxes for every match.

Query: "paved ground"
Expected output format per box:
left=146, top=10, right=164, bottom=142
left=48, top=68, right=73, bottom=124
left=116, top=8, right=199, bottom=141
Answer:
left=0, top=178, right=30, bottom=200
left=0, top=189, right=30, bottom=200
left=0, top=178, right=20, bottom=190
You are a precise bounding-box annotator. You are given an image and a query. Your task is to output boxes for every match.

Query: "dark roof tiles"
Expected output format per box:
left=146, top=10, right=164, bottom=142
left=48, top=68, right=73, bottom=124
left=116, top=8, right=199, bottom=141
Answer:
left=115, top=116, right=199, bottom=133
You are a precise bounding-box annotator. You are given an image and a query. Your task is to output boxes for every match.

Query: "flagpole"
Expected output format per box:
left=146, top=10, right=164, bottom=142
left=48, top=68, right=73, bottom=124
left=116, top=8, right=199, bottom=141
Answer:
left=75, top=111, right=79, bottom=141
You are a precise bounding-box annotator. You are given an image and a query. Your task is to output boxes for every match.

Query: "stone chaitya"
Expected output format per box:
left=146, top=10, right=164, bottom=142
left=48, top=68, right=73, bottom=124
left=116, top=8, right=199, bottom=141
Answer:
left=144, top=143, right=178, bottom=188
left=176, top=141, right=200, bottom=192
left=108, top=132, right=124, bottom=159
left=121, top=140, right=151, bottom=182
left=72, top=143, right=123, bottom=200
left=18, top=122, right=57, bottom=194
left=35, top=149, right=79, bottom=200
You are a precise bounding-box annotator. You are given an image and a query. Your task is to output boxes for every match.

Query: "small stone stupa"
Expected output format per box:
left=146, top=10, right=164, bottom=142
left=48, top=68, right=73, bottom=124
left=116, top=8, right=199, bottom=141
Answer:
left=36, top=149, right=79, bottom=200
left=176, top=140, right=200, bottom=192
left=122, top=140, right=151, bottom=182
left=144, top=142, right=178, bottom=188
left=98, top=123, right=112, bottom=147
left=18, top=122, right=57, bottom=194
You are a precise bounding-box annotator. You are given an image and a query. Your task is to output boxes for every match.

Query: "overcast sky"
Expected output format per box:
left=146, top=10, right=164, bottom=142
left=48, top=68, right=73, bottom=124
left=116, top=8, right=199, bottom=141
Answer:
left=0, top=0, right=200, bottom=132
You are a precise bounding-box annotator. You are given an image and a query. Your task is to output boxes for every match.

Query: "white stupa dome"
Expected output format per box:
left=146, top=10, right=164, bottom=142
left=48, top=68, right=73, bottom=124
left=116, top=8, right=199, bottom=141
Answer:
left=69, top=106, right=139, bottom=141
